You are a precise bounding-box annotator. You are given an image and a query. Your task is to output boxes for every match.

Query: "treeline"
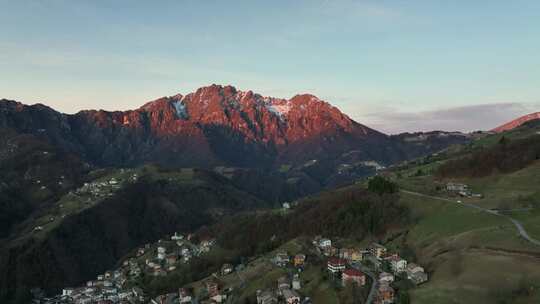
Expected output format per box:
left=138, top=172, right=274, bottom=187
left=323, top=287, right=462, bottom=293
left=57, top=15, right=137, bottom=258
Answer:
left=437, top=135, right=540, bottom=178
left=209, top=183, right=409, bottom=259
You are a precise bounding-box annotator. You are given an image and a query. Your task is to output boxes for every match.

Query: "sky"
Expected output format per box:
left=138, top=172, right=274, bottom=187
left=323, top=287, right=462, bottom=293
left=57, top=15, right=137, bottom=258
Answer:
left=1, top=0, right=539, bottom=133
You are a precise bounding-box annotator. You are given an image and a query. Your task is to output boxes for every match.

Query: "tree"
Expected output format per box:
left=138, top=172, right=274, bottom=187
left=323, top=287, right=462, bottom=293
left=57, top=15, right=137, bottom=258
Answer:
left=368, top=176, right=399, bottom=195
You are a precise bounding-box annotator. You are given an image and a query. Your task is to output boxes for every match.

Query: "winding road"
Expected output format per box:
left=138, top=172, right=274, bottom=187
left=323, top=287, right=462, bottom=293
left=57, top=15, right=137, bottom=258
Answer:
left=401, top=190, right=540, bottom=246
left=351, top=263, right=378, bottom=304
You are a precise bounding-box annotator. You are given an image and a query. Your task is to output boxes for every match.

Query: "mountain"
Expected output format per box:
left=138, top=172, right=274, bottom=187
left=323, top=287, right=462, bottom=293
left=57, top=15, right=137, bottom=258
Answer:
left=492, top=112, right=540, bottom=133
left=0, top=85, right=469, bottom=171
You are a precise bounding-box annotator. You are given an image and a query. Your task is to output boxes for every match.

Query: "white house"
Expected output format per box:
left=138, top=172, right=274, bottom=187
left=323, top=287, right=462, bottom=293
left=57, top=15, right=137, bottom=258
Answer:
left=318, top=238, right=332, bottom=248
left=385, top=255, right=407, bottom=274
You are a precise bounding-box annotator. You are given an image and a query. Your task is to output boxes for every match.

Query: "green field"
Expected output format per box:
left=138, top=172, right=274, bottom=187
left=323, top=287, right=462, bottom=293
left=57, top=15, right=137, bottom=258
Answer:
left=393, top=161, right=540, bottom=304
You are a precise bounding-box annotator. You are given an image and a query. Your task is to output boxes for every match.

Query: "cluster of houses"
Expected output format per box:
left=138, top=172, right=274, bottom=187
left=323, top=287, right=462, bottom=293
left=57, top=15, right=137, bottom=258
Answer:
left=38, top=233, right=216, bottom=304
left=313, top=237, right=428, bottom=304
left=139, top=233, right=216, bottom=277
left=445, top=182, right=482, bottom=198
left=75, top=175, right=133, bottom=199
left=33, top=267, right=146, bottom=304
left=256, top=274, right=306, bottom=304
left=256, top=251, right=309, bottom=304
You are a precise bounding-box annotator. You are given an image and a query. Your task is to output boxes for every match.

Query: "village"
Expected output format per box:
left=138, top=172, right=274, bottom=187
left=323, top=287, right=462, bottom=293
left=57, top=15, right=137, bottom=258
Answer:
left=32, top=169, right=139, bottom=235
left=33, top=232, right=218, bottom=304
left=247, top=237, right=428, bottom=304
left=35, top=228, right=429, bottom=304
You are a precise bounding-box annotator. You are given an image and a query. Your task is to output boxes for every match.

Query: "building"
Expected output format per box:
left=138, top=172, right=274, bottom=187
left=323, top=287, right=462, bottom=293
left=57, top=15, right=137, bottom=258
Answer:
left=370, top=243, right=387, bottom=260
left=166, top=254, right=177, bottom=266
left=277, top=276, right=290, bottom=291
left=327, top=257, right=346, bottom=274
left=171, top=232, right=184, bottom=241
left=342, top=268, right=366, bottom=286
left=157, top=247, right=166, bottom=260
left=376, top=283, right=395, bottom=304
left=178, top=288, right=192, bottom=303
left=274, top=252, right=290, bottom=267
left=282, top=288, right=301, bottom=304
left=257, top=290, right=278, bottom=304
left=379, top=272, right=394, bottom=284
left=406, top=263, right=424, bottom=275
left=385, top=255, right=407, bottom=274
left=318, top=238, right=332, bottom=248
left=408, top=270, right=428, bottom=285
left=292, top=275, right=301, bottom=290
left=446, top=182, right=468, bottom=192
left=221, top=263, right=234, bottom=275
left=340, top=248, right=363, bottom=262
left=294, top=254, right=306, bottom=267
left=205, top=280, right=219, bottom=297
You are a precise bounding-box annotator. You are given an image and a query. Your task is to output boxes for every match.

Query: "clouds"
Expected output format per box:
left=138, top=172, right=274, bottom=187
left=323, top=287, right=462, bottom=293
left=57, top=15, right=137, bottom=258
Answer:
left=358, top=102, right=540, bottom=134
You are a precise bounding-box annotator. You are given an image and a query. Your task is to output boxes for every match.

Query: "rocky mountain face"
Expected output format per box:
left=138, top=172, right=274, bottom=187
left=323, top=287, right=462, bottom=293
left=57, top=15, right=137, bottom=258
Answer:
left=0, top=85, right=468, bottom=170
left=492, top=112, right=540, bottom=133
left=1, top=85, right=374, bottom=168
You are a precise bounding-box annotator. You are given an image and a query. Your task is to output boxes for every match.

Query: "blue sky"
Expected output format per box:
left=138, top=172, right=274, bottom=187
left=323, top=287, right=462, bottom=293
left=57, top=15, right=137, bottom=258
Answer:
left=1, top=0, right=539, bottom=133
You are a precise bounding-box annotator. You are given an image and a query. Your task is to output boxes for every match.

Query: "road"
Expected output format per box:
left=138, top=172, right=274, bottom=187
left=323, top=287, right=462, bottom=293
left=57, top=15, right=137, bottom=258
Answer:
left=401, top=190, right=540, bottom=246
left=353, top=263, right=377, bottom=304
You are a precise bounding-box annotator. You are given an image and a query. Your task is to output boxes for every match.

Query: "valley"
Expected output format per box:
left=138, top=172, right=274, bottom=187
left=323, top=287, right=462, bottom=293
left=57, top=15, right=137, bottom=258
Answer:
left=1, top=88, right=539, bottom=304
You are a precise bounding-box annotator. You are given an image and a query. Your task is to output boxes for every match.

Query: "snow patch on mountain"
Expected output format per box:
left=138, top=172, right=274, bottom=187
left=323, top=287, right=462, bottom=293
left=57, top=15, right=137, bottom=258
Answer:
left=173, top=101, right=188, bottom=119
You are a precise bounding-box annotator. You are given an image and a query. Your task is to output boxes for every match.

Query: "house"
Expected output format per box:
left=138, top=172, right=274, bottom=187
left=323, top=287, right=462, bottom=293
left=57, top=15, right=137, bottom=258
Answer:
left=370, top=243, right=387, bottom=260
left=318, top=238, right=332, bottom=248
left=200, top=238, right=216, bottom=248
left=166, top=254, right=178, bottom=266
left=205, top=280, right=219, bottom=297
left=210, top=293, right=227, bottom=303
left=375, top=283, right=395, bottom=304
left=406, top=263, right=424, bottom=276
left=292, top=275, right=301, bottom=290
left=157, top=247, right=166, bottom=260
left=446, top=182, right=468, bottom=192
left=118, top=290, right=133, bottom=300
left=294, top=254, right=306, bottom=267
left=178, top=288, right=192, bottom=303
left=385, top=255, right=407, bottom=274
left=340, top=248, right=363, bottom=262
left=132, top=287, right=146, bottom=302
left=277, top=276, right=290, bottom=291
left=274, top=252, right=290, bottom=267
left=322, top=246, right=338, bottom=257
left=379, top=272, right=394, bottom=284
left=282, top=288, right=301, bottom=304
left=221, top=263, right=234, bottom=275
left=342, top=268, right=366, bottom=286
left=256, top=290, right=278, bottom=304
left=327, top=257, right=346, bottom=274
left=407, top=271, right=428, bottom=285
left=171, top=232, right=184, bottom=241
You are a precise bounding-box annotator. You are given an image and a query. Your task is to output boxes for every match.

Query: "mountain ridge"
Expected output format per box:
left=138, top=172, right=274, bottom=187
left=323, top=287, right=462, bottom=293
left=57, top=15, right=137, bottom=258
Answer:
left=0, top=84, right=443, bottom=170
left=492, top=112, right=540, bottom=133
